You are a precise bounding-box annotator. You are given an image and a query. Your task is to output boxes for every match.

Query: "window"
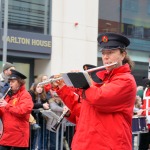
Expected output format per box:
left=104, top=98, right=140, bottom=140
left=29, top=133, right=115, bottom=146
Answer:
left=1, top=0, right=51, bottom=34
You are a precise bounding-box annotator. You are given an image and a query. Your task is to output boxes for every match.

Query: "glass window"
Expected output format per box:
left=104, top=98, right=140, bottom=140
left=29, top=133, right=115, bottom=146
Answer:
left=1, top=0, right=51, bottom=34
left=98, top=0, right=121, bottom=33
left=98, top=0, right=150, bottom=51
left=123, top=0, right=139, bottom=12
left=98, top=0, right=150, bottom=84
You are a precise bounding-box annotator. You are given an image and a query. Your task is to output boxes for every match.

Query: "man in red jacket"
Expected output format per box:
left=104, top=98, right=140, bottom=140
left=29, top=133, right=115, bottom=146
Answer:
left=52, top=32, right=137, bottom=150
left=0, top=70, right=33, bottom=150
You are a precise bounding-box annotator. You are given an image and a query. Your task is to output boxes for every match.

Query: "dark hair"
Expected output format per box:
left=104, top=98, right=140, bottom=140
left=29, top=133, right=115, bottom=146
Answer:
left=120, top=48, right=134, bottom=70
left=17, top=78, right=26, bottom=86
left=30, top=82, right=46, bottom=101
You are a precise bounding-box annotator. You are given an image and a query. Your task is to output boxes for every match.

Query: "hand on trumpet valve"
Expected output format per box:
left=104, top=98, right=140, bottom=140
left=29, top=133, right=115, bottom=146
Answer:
left=51, top=74, right=65, bottom=90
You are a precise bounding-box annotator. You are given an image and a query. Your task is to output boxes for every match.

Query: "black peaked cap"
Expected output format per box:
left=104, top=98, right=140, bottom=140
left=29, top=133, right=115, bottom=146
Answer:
left=9, top=69, right=27, bottom=80
left=97, top=32, right=130, bottom=50
left=83, top=64, right=97, bottom=71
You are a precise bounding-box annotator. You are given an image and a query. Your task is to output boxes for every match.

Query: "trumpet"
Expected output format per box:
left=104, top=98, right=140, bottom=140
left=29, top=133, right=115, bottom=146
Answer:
left=38, top=62, right=117, bottom=86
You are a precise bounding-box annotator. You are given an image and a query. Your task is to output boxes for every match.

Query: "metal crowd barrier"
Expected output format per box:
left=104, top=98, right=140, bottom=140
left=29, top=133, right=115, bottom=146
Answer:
left=29, top=110, right=75, bottom=150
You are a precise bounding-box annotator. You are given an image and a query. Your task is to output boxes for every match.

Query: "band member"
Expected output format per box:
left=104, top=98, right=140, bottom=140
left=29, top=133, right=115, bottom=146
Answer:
left=0, top=70, right=33, bottom=150
left=138, top=78, right=150, bottom=150
left=51, top=32, right=136, bottom=150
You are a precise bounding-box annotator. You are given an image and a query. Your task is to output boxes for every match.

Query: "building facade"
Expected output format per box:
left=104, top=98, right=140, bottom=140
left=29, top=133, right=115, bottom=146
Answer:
left=0, top=0, right=149, bottom=89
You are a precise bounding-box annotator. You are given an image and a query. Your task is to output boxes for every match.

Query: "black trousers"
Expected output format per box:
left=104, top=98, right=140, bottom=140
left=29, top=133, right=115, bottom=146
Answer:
left=0, top=146, right=28, bottom=150
left=139, top=131, right=150, bottom=150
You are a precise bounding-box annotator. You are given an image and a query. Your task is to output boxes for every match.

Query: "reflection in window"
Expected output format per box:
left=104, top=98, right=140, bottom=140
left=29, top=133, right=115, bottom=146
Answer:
left=98, top=0, right=121, bottom=33
left=1, top=0, right=51, bottom=34
left=98, top=0, right=150, bottom=40
left=148, top=0, right=150, bottom=15
left=123, top=0, right=139, bottom=12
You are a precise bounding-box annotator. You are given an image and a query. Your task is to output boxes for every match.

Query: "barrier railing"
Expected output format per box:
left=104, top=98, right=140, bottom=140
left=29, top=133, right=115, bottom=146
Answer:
left=29, top=110, right=75, bottom=150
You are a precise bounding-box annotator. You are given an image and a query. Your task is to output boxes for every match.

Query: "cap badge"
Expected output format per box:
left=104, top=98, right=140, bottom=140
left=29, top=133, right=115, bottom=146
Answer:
left=102, top=35, right=108, bottom=43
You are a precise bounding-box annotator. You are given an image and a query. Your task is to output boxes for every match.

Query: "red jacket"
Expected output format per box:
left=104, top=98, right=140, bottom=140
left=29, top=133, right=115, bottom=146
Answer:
left=0, top=85, right=33, bottom=147
left=141, top=88, right=150, bottom=129
left=57, top=64, right=136, bottom=150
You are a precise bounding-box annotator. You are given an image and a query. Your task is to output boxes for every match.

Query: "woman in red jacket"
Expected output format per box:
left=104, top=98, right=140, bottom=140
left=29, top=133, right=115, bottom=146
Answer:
left=52, top=32, right=137, bottom=150
left=0, top=70, right=33, bottom=150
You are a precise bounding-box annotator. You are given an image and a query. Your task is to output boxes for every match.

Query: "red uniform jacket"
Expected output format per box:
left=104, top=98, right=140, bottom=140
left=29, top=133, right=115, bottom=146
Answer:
left=0, top=85, right=33, bottom=147
left=141, top=88, right=150, bottom=129
left=57, top=64, right=136, bottom=150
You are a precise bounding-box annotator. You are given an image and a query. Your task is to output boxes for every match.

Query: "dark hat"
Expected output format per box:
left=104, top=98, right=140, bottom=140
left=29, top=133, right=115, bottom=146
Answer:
left=83, top=64, right=102, bottom=83
left=142, top=77, right=150, bottom=87
left=97, top=32, right=130, bottom=51
left=3, top=62, right=15, bottom=72
left=83, top=64, right=97, bottom=71
left=8, top=70, right=27, bottom=80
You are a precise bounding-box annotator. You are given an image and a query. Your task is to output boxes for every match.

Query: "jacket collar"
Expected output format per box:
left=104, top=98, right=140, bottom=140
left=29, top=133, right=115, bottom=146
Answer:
left=96, top=63, right=131, bottom=81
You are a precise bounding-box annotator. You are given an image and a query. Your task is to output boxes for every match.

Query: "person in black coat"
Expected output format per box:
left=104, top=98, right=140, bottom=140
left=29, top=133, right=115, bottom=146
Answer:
left=29, top=82, right=49, bottom=150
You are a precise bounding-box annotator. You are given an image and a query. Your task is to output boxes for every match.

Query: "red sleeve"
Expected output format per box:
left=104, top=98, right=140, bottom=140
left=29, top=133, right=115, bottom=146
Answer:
left=141, top=89, right=150, bottom=115
left=66, top=112, right=78, bottom=124
left=57, top=85, right=81, bottom=118
left=85, top=75, right=136, bottom=113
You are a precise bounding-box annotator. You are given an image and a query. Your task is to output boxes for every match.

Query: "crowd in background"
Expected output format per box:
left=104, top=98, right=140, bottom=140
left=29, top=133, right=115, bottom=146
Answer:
left=0, top=62, right=73, bottom=150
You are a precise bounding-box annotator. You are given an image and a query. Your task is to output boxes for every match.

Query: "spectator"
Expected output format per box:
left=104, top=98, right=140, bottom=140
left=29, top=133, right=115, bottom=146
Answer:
left=133, top=95, right=143, bottom=115
left=0, top=62, right=15, bottom=98
left=36, top=74, right=52, bottom=99
left=29, top=82, right=49, bottom=150
left=137, top=85, right=144, bottom=100
left=48, top=92, right=65, bottom=150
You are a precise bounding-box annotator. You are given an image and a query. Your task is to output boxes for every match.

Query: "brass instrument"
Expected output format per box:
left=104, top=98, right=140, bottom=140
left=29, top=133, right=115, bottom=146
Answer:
left=38, top=62, right=117, bottom=86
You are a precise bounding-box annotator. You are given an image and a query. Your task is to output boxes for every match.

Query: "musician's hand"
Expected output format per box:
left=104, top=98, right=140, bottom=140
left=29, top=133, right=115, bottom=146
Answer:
left=0, top=100, right=8, bottom=107
left=43, top=102, right=49, bottom=110
left=51, top=74, right=65, bottom=90
left=0, top=98, right=4, bottom=101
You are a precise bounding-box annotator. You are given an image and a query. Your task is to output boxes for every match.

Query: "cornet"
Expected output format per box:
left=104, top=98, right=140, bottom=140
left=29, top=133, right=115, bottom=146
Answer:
left=38, top=62, right=117, bottom=86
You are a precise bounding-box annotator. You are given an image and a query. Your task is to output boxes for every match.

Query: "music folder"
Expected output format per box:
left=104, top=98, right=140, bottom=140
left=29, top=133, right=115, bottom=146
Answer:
left=61, top=71, right=91, bottom=89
